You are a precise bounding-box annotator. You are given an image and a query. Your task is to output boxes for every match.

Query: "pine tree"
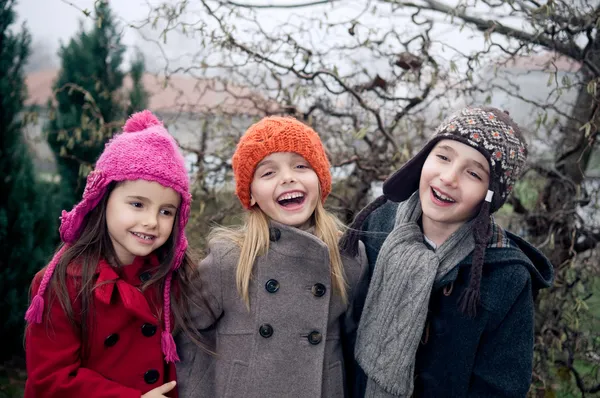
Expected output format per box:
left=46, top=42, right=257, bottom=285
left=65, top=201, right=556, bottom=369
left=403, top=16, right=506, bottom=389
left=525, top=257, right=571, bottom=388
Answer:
left=45, top=0, right=126, bottom=207
left=128, top=51, right=149, bottom=114
left=0, top=0, right=57, bottom=361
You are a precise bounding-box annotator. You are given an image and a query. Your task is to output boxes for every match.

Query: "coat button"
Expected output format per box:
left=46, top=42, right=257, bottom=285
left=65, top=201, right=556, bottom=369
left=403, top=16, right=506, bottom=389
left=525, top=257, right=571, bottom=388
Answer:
left=139, top=271, right=152, bottom=283
left=144, top=369, right=160, bottom=384
left=141, top=323, right=157, bottom=337
left=265, top=279, right=280, bottom=293
left=308, top=331, right=322, bottom=345
left=269, top=227, right=281, bottom=242
left=311, top=283, right=326, bottom=297
left=104, top=333, right=119, bottom=347
left=259, top=324, right=273, bottom=338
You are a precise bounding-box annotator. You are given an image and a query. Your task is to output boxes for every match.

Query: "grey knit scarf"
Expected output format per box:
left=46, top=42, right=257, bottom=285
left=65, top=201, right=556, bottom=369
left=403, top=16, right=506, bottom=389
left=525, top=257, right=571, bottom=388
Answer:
left=355, top=193, right=476, bottom=397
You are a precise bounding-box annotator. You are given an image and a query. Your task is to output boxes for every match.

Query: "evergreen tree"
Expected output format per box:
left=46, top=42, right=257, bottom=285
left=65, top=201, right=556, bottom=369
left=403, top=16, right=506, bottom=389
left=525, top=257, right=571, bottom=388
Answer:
left=45, top=0, right=126, bottom=206
left=128, top=51, right=149, bottom=114
left=0, top=0, right=57, bottom=361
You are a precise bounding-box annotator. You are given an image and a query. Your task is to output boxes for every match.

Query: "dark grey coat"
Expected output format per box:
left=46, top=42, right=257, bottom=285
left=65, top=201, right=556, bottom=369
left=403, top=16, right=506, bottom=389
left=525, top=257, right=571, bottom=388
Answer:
left=176, top=221, right=368, bottom=398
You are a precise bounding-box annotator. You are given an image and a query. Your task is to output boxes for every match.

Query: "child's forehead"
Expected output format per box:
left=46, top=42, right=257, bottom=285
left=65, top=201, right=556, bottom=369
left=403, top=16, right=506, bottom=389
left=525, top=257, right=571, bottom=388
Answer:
left=114, top=180, right=180, bottom=202
left=433, top=139, right=489, bottom=166
left=257, top=152, right=307, bottom=165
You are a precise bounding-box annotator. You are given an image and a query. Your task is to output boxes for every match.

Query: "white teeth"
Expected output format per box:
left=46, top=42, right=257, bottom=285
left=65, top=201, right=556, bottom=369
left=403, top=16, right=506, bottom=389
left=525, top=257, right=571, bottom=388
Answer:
left=433, top=188, right=455, bottom=203
left=277, top=192, right=304, bottom=201
left=133, top=232, right=153, bottom=240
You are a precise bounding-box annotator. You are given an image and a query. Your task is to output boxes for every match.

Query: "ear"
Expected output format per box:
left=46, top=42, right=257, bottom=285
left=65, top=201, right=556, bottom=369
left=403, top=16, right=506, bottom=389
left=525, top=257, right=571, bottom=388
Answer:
left=250, top=195, right=256, bottom=206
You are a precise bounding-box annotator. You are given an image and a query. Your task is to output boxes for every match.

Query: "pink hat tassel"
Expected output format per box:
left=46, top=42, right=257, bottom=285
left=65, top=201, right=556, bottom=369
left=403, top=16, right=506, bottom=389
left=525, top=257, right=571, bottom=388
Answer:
left=161, top=272, right=180, bottom=363
left=25, top=244, right=69, bottom=324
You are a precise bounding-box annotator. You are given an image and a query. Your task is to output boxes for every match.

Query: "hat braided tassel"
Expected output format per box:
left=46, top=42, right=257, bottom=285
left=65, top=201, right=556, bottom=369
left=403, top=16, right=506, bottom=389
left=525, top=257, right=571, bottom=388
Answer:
left=459, top=198, right=492, bottom=317
left=161, top=272, right=180, bottom=363
left=25, top=245, right=70, bottom=324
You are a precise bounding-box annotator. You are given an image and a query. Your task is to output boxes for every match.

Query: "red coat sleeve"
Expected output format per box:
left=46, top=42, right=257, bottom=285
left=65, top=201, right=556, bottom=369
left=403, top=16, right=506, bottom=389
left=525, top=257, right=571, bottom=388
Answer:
left=25, top=272, right=142, bottom=398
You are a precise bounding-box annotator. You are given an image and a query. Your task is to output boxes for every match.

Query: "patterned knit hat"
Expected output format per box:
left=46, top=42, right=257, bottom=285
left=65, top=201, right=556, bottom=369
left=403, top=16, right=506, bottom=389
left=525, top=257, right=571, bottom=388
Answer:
left=24, top=110, right=190, bottom=363
left=341, top=106, right=528, bottom=316
left=232, top=116, right=332, bottom=209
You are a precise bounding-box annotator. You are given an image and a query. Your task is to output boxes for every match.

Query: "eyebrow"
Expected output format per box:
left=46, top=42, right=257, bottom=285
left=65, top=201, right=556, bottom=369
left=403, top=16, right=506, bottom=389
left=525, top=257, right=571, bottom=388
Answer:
left=437, top=145, right=489, bottom=175
left=256, top=159, right=275, bottom=169
left=126, top=196, right=178, bottom=209
left=467, top=160, right=490, bottom=176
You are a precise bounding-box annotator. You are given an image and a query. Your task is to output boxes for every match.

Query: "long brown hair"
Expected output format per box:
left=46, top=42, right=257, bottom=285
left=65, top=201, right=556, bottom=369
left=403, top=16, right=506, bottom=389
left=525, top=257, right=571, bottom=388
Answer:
left=31, top=182, right=211, bottom=358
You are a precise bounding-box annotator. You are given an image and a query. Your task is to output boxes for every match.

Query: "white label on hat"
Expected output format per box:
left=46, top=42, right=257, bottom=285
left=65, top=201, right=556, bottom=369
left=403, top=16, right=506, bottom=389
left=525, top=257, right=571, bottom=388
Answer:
left=485, top=190, right=494, bottom=202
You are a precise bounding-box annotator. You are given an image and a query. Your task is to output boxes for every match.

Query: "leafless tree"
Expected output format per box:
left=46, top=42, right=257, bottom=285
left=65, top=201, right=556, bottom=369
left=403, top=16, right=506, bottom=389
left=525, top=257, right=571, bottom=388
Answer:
left=71, top=0, right=600, bottom=394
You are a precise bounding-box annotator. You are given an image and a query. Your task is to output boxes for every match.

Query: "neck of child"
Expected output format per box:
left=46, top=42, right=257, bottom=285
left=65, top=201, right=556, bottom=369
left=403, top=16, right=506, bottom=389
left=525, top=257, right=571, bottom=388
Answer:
left=421, top=217, right=463, bottom=248
left=296, top=219, right=314, bottom=231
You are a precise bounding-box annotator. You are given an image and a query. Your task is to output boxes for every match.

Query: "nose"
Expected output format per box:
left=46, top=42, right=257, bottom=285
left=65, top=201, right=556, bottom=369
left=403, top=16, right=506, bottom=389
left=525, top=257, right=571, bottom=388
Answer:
left=439, top=166, right=458, bottom=187
left=279, top=167, right=296, bottom=184
left=142, top=211, right=158, bottom=228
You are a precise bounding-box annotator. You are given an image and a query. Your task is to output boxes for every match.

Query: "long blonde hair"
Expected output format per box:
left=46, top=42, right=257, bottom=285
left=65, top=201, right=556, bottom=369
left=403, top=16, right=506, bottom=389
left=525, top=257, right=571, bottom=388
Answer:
left=209, top=200, right=348, bottom=309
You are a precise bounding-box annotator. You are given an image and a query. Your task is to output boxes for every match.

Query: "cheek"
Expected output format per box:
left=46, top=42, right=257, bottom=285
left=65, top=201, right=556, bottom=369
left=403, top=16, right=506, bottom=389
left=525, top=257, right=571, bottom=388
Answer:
left=308, top=174, right=320, bottom=193
left=419, top=162, right=436, bottom=188
left=462, top=181, right=487, bottom=207
left=161, top=217, right=177, bottom=233
left=250, top=180, right=268, bottom=198
left=105, top=202, right=122, bottom=227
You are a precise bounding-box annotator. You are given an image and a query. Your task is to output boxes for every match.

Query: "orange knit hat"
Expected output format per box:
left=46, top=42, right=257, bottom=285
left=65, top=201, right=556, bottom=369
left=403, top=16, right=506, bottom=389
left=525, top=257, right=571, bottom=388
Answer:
left=232, top=116, right=332, bottom=209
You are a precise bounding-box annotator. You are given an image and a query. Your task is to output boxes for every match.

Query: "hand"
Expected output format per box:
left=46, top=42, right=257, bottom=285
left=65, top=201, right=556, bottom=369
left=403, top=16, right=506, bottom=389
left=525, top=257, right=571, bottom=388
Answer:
left=141, top=381, right=177, bottom=397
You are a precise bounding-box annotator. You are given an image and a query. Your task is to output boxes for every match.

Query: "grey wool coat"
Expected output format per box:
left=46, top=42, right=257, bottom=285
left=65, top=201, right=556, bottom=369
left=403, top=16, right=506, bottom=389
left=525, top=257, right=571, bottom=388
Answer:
left=176, top=221, right=369, bottom=398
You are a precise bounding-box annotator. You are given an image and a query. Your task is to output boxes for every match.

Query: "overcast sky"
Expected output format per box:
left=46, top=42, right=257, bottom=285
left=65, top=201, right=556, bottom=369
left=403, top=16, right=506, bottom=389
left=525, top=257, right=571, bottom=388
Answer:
left=16, top=0, right=155, bottom=70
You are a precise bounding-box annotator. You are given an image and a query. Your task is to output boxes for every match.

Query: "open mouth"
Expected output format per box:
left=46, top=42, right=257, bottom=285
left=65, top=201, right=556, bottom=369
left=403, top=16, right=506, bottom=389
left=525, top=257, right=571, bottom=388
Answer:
left=277, top=191, right=306, bottom=208
left=131, top=231, right=155, bottom=241
left=431, top=187, right=456, bottom=203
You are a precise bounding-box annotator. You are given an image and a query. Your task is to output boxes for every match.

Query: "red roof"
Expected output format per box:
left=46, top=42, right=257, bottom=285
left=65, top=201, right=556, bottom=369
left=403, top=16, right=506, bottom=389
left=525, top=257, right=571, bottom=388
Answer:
left=25, top=69, right=278, bottom=115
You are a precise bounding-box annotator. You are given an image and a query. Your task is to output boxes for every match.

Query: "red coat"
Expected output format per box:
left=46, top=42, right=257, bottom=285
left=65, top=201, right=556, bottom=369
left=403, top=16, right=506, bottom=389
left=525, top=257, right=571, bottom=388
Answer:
left=25, top=256, right=178, bottom=398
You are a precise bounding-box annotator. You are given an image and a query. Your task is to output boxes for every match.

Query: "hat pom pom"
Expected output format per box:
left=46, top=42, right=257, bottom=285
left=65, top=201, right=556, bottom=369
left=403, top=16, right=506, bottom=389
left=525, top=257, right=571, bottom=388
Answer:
left=25, top=294, right=44, bottom=324
left=123, top=110, right=162, bottom=133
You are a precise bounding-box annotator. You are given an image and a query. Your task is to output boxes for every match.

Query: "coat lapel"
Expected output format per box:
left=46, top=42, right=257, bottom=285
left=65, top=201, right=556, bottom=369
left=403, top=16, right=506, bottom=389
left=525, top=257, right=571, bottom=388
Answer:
left=94, top=258, right=159, bottom=324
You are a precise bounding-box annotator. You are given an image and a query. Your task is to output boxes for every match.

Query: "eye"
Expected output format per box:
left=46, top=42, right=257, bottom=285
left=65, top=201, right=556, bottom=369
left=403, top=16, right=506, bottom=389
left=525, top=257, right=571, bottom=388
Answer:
left=261, top=171, right=274, bottom=177
left=129, top=202, right=143, bottom=208
left=160, top=209, right=175, bottom=216
left=436, top=154, right=449, bottom=161
left=468, top=171, right=482, bottom=181
left=296, top=163, right=310, bottom=169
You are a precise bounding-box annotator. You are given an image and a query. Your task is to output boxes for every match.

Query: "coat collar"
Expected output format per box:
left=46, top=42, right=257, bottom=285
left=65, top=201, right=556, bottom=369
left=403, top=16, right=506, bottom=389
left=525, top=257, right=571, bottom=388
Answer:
left=67, top=256, right=161, bottom=323
left=268, top=221, right=329, bottom=261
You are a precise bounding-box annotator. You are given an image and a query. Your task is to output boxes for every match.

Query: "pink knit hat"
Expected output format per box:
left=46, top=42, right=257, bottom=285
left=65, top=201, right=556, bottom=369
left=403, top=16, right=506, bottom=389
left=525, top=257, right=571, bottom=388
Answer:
left=24, top=110, right=191, bottom=363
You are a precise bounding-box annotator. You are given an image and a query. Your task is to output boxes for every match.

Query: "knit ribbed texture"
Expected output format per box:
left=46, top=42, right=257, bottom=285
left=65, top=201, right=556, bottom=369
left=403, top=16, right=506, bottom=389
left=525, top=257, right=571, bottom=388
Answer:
left=24, top=110, right=190, bottom=363
left=355, top=193, right=475, bottom=397
left=232, top=116, right=332, bottom=209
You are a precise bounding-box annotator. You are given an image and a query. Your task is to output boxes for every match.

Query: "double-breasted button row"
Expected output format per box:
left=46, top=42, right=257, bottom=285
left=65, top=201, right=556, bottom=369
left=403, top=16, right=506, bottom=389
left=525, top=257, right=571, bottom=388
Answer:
left=258, top=324, right=322, bottom=345
left=104, top=323, right=157, bottom=348
left=264, top=279, right=327, bottom=298
left=259, top=324, right=274, bottom=338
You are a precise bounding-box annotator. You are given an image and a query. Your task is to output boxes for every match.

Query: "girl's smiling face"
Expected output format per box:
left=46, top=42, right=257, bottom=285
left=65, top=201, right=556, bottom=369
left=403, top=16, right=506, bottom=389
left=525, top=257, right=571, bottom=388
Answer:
left=419, top=139, right=490, bottom=233
left=106, top=180, right=180, bottom=265
left=250, top=152, right=320, bottom=229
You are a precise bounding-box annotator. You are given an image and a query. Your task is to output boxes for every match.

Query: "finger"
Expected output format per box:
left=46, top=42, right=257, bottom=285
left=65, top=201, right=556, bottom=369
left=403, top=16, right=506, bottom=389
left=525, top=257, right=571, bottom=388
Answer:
left=156, top=381, right=177, bottom=394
